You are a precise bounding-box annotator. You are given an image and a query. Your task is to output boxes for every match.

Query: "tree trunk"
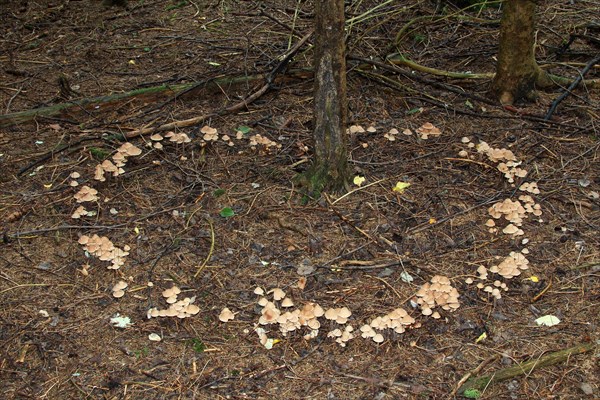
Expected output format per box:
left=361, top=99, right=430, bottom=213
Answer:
left=490, top=0, right=552, bottom=104
left=301, top=0, right=350, bottom=196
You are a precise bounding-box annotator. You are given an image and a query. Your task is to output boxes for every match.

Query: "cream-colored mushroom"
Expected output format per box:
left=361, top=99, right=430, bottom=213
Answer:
left=218, top=307, right=234, bottom=322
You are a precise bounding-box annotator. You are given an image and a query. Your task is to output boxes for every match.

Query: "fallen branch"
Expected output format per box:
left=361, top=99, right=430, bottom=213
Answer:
left=545, top=53, right=600, bottom=120
left=0, top=70, right=312, bottom=129
left=458, top=341, right=598, bottom=395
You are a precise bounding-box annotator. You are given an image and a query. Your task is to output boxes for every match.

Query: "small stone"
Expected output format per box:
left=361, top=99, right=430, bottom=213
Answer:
left=580, top=383, right=594, bottom=395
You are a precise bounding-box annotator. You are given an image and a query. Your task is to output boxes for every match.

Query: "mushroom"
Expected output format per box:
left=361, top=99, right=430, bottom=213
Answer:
left=219, top=307, right=235, bottom=322
left=281, top=298, right=294, bottom=308
left=253, top=287, right=265, bottom=296
left=257, top=297, right=269, bottom=307
left=185, top=304, right=200, bottom=315
left=349, top=125, right=365, bottom=134
left=416, top=122, right=442, bottom=139
left=74, top=186, right=99, bottom=203
left=201, top=126, right=219, bottom=141
left=117, top=142, right=142, bottom=157
left=162, top=286, right=181, bottom=299
left=270, top=288, right=286, bottom=301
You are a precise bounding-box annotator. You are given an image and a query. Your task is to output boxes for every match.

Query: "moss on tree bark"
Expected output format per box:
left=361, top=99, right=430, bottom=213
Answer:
left=490, top=0, right=553, bottom=104
left=298, top=0, right=350, bottom=197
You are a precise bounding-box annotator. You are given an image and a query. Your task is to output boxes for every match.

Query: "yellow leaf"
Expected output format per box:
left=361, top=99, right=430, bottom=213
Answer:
left=429, top=218, right=436, bottom=224
left=392, top=181, right=411, bottom=193
left=475, top=332, right=487, bottom=343
left=43, top=183, right=52, bottom=189
left=530, top=275, right=539, bottom=282
left=134, top=227, right=140, bottom=235
left=128, top=59, right=136, bottom=65
left=353, top=176, right=366, bottom=187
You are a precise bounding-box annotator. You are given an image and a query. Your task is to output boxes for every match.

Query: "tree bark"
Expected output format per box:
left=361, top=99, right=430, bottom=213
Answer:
left=490, top=0, right=552, bottom=104
left=301, top=0, right=350, bottom=196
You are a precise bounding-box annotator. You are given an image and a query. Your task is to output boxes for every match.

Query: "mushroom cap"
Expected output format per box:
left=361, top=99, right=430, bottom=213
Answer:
left=324, top=308, right=339, bottom=320
left=307, top=318, right=320, bottom=330
left=185, top=304, right=200, bottom=315
left=372, top=333, right=385, bottom=343
left=254, top=287, right=265, bottom=295
left=113, top=281, right=128, bottom=291
left=270, top=288, right=286, bottom=301
left=162, top=286, right=181, bottom=298
left=118, top=142, right=142, bottom=156
left=218, top=307, right=234, bottom=322
left=338, top=307, right=352, bottom=318
left=258, top=297, right=269, bottom=307
left=503, top=224, right=520, bottom=235
left=281, top=298, right=294, bottom=307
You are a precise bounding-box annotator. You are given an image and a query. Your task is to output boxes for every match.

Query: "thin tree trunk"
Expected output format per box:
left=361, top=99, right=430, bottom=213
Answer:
left=490, top=0, right=552, bottom=104
left=300, top=0, right=350, bottom=196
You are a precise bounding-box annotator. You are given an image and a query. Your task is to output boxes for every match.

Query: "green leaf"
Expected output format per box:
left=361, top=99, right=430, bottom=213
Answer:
left=463, top=388, right=481, bottom=399
left=219, top=207, right=235, bottom=218
left=392, top=181, right=411, bottom=194
left=213, top=188, right=226, bottom=197
left=237, top=125, right=252, bottom=134
left=353, top=175, right=366, bottom=187
left=535, top=315, right=560, bottom=327
left=90, top=147, right=110, bottom=160
left=189, top=338, right=205, bottom=353
left=406, top=107, right=423, bottom=115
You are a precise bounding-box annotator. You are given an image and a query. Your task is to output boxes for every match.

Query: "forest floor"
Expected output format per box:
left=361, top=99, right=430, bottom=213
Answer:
left=0, top=0, right=599, bottom=399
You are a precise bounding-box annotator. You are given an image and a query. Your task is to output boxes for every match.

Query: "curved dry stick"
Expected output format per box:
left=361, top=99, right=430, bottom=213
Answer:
left=545, top=54, right=600, bottom=120
left=458, top=341, right=598, bottom=395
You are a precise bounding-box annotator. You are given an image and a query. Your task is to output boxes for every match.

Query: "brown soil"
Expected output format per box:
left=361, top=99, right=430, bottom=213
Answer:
left=1, top=1, right=598, bottom=399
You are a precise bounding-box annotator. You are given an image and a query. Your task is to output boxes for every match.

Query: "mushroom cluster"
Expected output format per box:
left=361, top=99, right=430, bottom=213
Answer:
left=71, top=205, right=94, bottom=219
left=327, top=325, right=355, bottom=347
left=149, top=133, right=165, bottom=149
left=94, top=159, right=125, bottom=182
left=324, top=307, right=352, bottom=324
left=69, top=171, right=81, bottom=187
left=497, top=161, right=528, bottom=183
left=165, top=131, right=191, bottom=144
left=487, top=198, right=528, bottom=235
left=476, top=280, right=508, bottom=300
left=200, top=126, right=218, bottom=142
left=93, top=142, right=142, bottom=181
left=487, top=196, right=542, bottom=235
left=248, top=134, right=281, bottom=151
left=475, top=141, right=527, bottom=183
left=78, top=234, right=130, bottom=269
left=384, top=128, right=399, bottom=141
left=74, top=185, right=99, bottom=203
left=416, top=122, right=441, bottom=139
left=519, top=182, right=540, bottom=194
left=490, top=251, right=529, bottom=278
left=254, top=287, right=326, bottom=337
left=112, top=280, right=128, bottom=298
left=519, top=194, right=543, bottom=218
left=147, top=285, right=200, bottom=319
left=348, top=125, right=366, bottom=134
left=359, top=307, right=416, bottom=344
left=476, top=142, right=517, bottom=163
left=415, top=275, right=460, bottom=317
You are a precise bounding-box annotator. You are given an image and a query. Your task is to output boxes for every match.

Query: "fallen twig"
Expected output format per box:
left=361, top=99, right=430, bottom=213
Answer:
left=458, top=341, right=599, bottom=395
left=545, top=53, right=600, bottom=120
